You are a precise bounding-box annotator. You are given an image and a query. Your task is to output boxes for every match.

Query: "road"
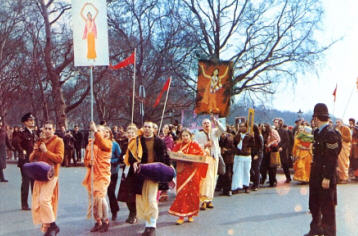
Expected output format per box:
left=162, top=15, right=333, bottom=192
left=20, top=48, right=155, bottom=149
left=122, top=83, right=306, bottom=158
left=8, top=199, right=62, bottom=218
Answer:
left=1, top=164, right=358, bottom=236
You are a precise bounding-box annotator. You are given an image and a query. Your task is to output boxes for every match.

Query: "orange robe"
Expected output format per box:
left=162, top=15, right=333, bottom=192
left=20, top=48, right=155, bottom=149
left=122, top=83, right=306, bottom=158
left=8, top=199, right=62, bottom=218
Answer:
left=292, top=137, right=312, bottom=183
left=337, top=125, right=352, bottom=181
left=82, top=132, right=112, bottom=198
left=83, top=20, right=97, bottom=59
left=168, top=141, right=208, bottom=218
left=29, top=135, right=64, bottom=225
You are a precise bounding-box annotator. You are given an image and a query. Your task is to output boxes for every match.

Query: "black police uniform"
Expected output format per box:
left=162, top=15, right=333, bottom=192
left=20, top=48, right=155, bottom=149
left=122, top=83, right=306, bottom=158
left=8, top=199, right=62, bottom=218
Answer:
left=12, top=114, right=37, bottom=210
left=308, top=124, right=342, bottom=236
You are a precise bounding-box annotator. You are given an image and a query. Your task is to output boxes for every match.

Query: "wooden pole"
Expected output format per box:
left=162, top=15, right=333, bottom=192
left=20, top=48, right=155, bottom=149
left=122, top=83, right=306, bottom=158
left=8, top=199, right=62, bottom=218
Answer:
left=90, top=66, right=94, bottom=220
left=131, top=49, right=136, bottom=123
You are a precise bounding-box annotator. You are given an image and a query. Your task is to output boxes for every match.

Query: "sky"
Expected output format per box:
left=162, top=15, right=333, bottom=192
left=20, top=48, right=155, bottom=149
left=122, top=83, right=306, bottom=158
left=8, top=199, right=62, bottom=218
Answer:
left=272, top=0, right=358, bottom=123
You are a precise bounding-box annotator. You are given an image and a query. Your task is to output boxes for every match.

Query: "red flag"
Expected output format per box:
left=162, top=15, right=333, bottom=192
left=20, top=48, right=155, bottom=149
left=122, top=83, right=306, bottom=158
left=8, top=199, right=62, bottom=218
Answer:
left=153, top=77, right=171, bottom=108
left=332, top=84, right=337, bottom=102
left=109, top=51, right=135, bottom=70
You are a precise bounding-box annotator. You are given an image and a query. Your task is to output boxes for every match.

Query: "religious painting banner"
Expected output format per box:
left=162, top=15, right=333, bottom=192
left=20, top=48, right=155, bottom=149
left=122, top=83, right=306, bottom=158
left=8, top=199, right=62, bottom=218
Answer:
left=72, top=0, right=109, bottom=66
left=195, top=60, right=233, bottom=117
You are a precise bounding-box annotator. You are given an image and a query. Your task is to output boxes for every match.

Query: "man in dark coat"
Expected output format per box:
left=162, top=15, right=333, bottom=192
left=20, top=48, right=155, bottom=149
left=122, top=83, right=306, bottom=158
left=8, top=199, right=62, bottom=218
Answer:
left=12, top=113, right=37, bottom=210
left=305, top=103, right=342, bottom=236
left=63, top=130, right=76, bottom=167
left=0, top=120, right=13, bottom=182
left=72, top=125, right=83, bottom=163
left=274, top=118, right=292, bottom=183
left=218, top=127, right=236, bottom=196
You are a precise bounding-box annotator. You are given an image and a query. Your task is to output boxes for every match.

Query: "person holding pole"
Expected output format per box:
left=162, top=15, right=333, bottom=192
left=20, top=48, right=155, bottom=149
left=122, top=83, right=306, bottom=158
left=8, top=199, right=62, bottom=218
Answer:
left=195, top=115, right=226, bottom=210
left=82, top=122, right=112, bottom=233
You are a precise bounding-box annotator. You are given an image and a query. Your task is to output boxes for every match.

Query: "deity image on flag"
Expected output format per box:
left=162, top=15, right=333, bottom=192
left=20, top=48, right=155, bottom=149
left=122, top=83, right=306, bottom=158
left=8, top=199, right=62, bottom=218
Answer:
left=81, top=2, right=98, bottom=61
left=195, top=60, right=233, bottom=117
left=72, top=0, right=109, bottom=67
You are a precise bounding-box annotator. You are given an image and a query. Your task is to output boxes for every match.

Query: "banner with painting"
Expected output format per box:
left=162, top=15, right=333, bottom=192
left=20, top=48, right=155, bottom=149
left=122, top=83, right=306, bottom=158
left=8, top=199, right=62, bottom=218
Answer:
left=72, top=0, right=109, bottom=66
left=195, top=60, right=233, bottom=117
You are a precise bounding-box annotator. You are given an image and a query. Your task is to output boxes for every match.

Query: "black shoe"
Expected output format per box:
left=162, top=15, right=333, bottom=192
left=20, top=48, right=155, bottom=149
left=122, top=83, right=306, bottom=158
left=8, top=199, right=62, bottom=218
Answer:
left=142, top=227, right=156, bottom=236
left=99, top=222, right=109, bottom=233
left=0, top=179, right=8, bottom=182
left=285, top=179, right=291, bottom=183
left=22, top=206, right=31, bottom=211
left=220, top=191, right=232, bottom=196
left=304, top=232, right=323, bottom=236
left=44, top=222, right=60, bottom=236
left=125, top=216, right=137, bottom=224
left=232, top=189, right=240, bottom=194
left=90, top=222, right=102, bottom=232
left=112, top=212, right=117, bottom=221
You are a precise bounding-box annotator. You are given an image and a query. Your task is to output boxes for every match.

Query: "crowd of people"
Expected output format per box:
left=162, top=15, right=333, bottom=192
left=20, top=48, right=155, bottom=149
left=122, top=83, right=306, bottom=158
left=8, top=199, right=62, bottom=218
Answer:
left=1, top=107, right=358, bottom=236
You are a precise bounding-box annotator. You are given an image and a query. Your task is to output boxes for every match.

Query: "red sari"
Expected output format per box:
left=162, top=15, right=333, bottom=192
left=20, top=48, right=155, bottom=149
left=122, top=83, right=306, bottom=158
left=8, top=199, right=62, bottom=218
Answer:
left=168, top=141, right=208, bottom=217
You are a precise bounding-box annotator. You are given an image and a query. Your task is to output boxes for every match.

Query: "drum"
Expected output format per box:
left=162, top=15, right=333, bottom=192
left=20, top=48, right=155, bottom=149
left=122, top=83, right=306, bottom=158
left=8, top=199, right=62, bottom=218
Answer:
left=137, top=162, right=175, bottom=183
left=23, top=161, right=55, bottom=181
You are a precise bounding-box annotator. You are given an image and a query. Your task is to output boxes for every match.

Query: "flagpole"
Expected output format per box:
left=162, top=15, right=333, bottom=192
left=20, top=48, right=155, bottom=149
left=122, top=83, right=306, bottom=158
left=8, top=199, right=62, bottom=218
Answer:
left=131, top=48, right=136, bottom=123
left=333, top=101, right=336, bottom=118
left=342, top=86, right=354, bottom=119
left=158, top=77, right=172, bottom=133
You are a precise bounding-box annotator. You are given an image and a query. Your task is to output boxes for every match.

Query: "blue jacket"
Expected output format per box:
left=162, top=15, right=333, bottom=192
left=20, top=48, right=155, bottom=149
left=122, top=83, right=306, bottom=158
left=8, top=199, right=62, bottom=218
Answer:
left=111, top=141, right=122, bottom=174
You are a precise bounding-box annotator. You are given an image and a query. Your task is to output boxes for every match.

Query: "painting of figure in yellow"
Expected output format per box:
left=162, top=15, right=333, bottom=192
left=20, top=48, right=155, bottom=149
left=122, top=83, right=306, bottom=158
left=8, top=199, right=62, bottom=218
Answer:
left=195, top=60, right=233, bottom=117
left=72, top=0, right=109, bottom=67
left=81, top=2, right=98, bottom=60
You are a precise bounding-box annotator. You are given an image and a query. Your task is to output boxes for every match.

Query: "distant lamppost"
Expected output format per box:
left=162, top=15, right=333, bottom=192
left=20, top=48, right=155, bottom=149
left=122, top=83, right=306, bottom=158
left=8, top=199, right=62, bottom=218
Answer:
left=297, top=109, right=303, bottom=119
left=168, top=109, right=175, bottom=124
left=168, top=110, right=173, bottom=124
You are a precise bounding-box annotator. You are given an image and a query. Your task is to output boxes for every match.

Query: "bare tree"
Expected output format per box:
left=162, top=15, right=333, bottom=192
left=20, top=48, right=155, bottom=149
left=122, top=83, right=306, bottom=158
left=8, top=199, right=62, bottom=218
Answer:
left=103, top=0, right=198, bottom=125
left=181, top=0, right=330, bottom=99
left=0, top=0, right=28, bottom=119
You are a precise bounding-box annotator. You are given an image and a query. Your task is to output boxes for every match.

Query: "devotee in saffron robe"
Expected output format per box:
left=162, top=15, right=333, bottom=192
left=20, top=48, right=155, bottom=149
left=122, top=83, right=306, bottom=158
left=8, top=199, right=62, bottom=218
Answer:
left=29, top=121, right=64, bottom=235
left=83, top=123, right=112, bottom=233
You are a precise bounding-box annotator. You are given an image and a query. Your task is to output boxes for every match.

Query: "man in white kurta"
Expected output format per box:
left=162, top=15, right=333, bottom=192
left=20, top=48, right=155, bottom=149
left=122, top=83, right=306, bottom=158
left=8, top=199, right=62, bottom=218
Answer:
left=195, top=117, right=225, bottom=209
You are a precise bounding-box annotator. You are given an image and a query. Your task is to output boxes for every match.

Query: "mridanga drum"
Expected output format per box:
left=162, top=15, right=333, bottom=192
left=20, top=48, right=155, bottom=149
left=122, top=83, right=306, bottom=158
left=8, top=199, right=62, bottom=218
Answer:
left=137, top=162, right=175, bottom=183
left=23, top=161, right=55, bottom=181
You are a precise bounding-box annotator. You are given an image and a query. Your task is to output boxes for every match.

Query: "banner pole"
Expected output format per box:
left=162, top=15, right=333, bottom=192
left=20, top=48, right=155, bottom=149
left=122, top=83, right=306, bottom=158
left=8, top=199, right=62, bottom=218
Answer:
left=90, top=66, right=94, bottom=221
left=158, top=77, right=172, bottom=133
left=131, top=49, right=136, bottom=123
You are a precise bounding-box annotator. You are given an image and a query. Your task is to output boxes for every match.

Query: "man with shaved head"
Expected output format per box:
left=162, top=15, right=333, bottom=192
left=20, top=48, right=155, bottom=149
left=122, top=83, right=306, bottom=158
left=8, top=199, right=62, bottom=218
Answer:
left=335, top=119, right=352, bottom=183
left=195, top=116, right=225, bottom=210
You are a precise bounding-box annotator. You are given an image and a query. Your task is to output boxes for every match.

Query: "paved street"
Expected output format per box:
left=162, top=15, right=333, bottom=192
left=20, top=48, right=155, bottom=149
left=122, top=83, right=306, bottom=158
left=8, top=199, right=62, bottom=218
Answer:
left=1, top=164, right=358, bottom=236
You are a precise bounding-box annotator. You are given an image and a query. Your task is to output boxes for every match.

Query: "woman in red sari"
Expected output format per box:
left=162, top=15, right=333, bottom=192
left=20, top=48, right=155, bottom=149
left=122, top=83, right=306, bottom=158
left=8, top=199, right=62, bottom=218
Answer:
left=168, top=129, right=208, bottom=225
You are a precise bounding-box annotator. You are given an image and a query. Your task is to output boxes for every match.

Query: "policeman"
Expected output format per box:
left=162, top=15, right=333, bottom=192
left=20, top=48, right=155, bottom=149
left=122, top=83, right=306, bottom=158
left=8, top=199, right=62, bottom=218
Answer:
left=305, top=103, right=342, bottom=236
left=12, top=113, right=37, bottom=210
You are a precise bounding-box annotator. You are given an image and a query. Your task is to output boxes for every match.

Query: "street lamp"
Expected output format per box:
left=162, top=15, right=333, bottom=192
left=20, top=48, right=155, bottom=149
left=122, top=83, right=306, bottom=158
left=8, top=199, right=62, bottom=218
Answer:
left=297, top=109, right=303, bottom=119
left=168, top=110, right=173, bottom=124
